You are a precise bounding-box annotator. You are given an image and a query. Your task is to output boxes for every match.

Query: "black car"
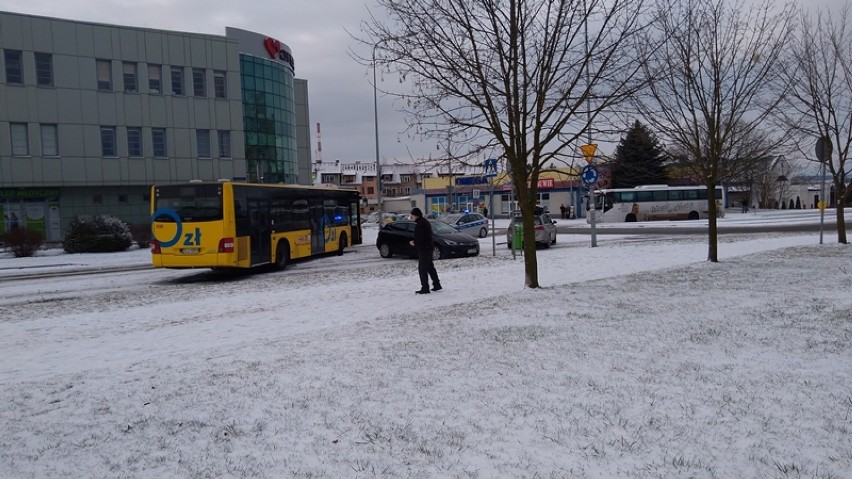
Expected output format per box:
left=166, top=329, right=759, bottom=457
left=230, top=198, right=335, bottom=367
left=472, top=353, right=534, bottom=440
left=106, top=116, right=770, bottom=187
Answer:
left=376, top=220, right=480, bottom=260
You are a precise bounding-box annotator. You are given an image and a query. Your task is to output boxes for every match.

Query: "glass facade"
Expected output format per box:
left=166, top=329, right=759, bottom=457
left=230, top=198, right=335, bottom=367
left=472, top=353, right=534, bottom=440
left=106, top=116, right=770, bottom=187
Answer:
left=240, top=54, right=297, bottom=184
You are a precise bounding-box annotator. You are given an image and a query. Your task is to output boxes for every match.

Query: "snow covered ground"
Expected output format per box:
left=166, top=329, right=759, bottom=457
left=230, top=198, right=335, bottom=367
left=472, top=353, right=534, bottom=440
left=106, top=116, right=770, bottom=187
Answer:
left=0, top=210, right=850, bottom=478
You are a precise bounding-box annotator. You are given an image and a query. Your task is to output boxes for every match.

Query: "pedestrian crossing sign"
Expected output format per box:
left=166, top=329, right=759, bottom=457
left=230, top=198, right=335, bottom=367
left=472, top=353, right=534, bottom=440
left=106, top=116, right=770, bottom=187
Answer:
left=484, top=158, right=498, bottom=178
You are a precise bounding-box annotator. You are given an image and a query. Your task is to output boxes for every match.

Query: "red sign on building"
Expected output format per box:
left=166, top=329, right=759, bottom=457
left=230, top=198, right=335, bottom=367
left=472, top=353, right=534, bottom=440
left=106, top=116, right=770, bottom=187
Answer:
left=538, top=178, right=554, bottom=189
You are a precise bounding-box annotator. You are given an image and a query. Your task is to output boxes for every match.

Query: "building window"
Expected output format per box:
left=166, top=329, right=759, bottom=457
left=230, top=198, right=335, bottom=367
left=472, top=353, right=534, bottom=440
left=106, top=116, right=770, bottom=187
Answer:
left=93, top=194, right=103, bottom=205
left=10, top=123, right=29, bottom=156
left=123, top=62, right=137, bottom=92
left=100, top=126, right=117, bottom=156
left=34, top=52, right=53, bottom=86
left=152, top=128, right=167, bottom=157
left=118, top=194, right=128, bottom=204
left=196, top=129, right=211, bottom=158
left=367, top=186, right=375, bottom=195
left=40, top=124, right=59, bottom=157
left=217, top=130, right=231, bottom=158
left=96, top=59, right=112, bottom=90
left=4, top=50, right=23, bottom=84
left=147, top=64, right=162, bottom=94
left=213, top=70, right=226, bottom=98
left=192, top=68, right=206, bottom=97
left=170, top=66, right=183, bottom=95
left=127, top=127, right=142, bottom=157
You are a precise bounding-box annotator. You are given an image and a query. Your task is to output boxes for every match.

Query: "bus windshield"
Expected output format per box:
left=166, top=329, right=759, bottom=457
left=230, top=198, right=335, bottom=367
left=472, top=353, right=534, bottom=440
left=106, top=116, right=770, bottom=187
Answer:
left=153, top=184, right=223, bottom=222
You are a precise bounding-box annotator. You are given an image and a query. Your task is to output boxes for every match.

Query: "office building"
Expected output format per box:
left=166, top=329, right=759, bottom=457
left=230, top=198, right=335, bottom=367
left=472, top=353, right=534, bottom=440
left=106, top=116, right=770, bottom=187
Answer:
left=0, top=11, right=310, bottom=240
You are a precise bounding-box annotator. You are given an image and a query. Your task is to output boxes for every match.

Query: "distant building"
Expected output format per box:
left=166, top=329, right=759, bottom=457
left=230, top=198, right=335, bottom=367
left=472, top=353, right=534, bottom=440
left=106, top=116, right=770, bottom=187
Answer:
left=313, top=158, right=585, bottom=216
left=0, top=11, right=312, bottom=240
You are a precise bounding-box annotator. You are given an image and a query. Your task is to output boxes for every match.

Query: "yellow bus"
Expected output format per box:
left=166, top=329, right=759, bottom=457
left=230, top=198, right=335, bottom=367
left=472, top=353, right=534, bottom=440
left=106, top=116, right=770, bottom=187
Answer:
left=150, top=181, right=362, bottom=270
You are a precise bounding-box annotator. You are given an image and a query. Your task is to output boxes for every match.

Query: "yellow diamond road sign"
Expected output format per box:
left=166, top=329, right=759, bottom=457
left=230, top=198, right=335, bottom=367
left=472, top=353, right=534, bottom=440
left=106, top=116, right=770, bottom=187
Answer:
left=580, top=144, right=597, bottom=163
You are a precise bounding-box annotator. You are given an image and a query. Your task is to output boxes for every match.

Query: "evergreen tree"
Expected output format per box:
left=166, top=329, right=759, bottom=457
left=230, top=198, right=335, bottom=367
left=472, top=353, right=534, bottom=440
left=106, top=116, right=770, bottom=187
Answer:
left=610, top=121, right=669, bottom=188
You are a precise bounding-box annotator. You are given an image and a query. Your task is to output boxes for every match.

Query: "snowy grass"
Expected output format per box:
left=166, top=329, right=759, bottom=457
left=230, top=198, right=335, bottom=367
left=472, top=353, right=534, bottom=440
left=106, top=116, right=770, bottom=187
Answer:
left=1, top=242, right=850, bottom=477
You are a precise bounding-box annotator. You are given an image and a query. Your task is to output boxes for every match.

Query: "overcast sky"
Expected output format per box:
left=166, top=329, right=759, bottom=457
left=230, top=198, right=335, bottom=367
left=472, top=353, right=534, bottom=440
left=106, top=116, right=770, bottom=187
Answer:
left=3, top=0, right=846, bottom=166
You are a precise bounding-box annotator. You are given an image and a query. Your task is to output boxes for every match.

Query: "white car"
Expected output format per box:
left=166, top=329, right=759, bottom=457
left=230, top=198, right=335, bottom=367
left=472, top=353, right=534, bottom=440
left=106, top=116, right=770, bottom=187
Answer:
left=437, top=212, right=489, bottom=238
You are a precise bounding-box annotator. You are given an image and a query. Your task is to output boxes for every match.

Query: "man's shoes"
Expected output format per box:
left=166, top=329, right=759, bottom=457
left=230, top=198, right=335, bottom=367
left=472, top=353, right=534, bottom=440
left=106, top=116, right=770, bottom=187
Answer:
left=431, top=284, right=442, bottom=291
left=415, top=289, right=430, bottom=294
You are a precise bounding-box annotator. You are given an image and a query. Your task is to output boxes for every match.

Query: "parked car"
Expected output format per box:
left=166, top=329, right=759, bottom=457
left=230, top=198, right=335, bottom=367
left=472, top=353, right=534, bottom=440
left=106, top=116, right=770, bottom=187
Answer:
left=362, top=211, right=397, bottom=226
left=506, top=207, right=557, bottom=248
left=437, top=212, right=489, bottom=238
left=376, top=220, right=480, bottom=260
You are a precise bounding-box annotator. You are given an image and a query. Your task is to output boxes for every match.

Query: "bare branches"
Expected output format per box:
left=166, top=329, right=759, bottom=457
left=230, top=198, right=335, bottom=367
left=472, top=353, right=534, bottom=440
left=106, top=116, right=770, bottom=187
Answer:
left=355, top=0, right=654, bottom=287
left=633, top=0, right=797, bottom=261
left=776, top=4, right=852, bottom=243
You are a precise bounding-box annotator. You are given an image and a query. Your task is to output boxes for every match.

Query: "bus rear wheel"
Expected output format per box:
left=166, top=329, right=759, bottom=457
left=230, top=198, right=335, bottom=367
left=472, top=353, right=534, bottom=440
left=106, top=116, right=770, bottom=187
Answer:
left=276, top=242, right=289, bottom=270
left=337, top=233, right=347, bottom=256
left=688, top=211, right=699, bottom=220
left=625, top=213, right=637, bottom=222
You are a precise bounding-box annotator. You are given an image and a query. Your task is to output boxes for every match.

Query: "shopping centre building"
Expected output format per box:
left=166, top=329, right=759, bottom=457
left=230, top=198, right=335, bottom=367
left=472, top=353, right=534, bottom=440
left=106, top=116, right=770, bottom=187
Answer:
left=0, top=11, right=312, bottom=240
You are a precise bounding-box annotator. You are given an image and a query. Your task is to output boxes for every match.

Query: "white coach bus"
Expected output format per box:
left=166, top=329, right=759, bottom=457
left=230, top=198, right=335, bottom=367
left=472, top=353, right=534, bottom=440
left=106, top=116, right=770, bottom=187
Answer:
left=586, top=184, right=726, bottom=223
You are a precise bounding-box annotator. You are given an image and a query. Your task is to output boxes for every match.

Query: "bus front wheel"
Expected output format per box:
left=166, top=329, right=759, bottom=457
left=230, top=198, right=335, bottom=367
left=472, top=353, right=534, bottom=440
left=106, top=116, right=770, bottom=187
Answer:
left=625, top=213, right=637, bottom=222
left=688, top=211, right=699, bottom=220
left=276, top=242, right=290, bottom=270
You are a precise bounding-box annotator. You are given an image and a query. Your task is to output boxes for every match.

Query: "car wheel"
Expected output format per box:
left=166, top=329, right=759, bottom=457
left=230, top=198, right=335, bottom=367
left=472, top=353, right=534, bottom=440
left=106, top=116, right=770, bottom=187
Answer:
left=337, top=233, right=347, bottom=256
left=479, top=227, right=488, bottom=238
left=379, top=243, right=393, bottom=258
left=275, top=242, right=289, bottom=270
left=551, top=233, right=556, bottom=245
left=432, top=245, right=444, bottom=260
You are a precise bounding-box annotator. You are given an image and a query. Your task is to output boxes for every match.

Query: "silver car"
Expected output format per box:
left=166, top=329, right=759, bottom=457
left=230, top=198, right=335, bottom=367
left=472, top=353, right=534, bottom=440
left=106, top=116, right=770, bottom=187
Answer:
left=506, top=208, right=557, bottom=248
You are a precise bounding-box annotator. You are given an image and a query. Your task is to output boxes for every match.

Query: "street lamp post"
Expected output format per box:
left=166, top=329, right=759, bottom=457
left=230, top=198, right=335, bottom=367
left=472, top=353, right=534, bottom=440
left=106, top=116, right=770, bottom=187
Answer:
left=372, top=44, right=382, bottom=213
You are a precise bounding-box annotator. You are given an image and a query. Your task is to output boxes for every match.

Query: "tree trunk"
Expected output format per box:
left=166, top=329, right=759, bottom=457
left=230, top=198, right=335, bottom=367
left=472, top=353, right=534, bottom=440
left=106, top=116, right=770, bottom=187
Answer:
left=519, top=201, right=540, bottom=288
left=706, top=189, right=719, bottom=262
left=835, top=205, right=848, bottom=244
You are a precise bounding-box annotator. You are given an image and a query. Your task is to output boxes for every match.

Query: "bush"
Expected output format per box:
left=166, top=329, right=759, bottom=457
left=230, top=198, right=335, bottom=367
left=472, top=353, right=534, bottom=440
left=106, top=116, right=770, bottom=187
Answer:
left=130, top=223, right=152, bottom=248
left=1, top=228, right=44, bottom=257
left=63, top=215, right=133, bottom=253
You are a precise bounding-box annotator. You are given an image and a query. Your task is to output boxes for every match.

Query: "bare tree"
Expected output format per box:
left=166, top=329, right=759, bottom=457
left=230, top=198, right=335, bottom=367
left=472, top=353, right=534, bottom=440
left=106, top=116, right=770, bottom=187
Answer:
left=633, top=0, right=796, bottom=262
left=356, top=0, right=654, bottom=288
left=776, top=6, right=852, bottom=244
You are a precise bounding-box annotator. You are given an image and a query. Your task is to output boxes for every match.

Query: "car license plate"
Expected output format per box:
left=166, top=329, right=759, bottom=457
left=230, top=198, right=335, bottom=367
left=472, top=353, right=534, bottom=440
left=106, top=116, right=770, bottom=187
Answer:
left=180, top=247, right=200, bottom=254
left=467, top=248, right=477, bottom=254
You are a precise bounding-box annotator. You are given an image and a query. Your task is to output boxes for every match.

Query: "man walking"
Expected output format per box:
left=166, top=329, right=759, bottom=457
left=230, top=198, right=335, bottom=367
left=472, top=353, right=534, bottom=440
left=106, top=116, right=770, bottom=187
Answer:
left=409, top=207, right=442, bottom=294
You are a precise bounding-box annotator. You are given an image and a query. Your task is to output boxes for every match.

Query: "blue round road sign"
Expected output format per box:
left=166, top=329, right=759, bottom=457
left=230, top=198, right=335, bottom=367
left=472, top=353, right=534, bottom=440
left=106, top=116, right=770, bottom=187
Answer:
left=581, top=164, right=599, bottom=185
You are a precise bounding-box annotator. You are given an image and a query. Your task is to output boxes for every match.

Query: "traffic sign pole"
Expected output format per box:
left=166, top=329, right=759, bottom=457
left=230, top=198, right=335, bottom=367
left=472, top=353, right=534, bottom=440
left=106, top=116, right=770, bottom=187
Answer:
left=580, top=147, right=598, bottom=247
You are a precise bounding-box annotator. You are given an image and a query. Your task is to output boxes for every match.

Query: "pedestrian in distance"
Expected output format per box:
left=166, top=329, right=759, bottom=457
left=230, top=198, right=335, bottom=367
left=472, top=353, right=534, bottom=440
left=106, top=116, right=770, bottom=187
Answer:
left=560, top=204, right=566, bottom=219
left=409, top=207, right=442, bottom=294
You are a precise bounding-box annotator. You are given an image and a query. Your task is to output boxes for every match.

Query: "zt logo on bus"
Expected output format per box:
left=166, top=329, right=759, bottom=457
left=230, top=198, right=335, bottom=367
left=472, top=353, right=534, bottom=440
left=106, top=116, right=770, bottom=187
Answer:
left=183, top=228, right=202, bottom=246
